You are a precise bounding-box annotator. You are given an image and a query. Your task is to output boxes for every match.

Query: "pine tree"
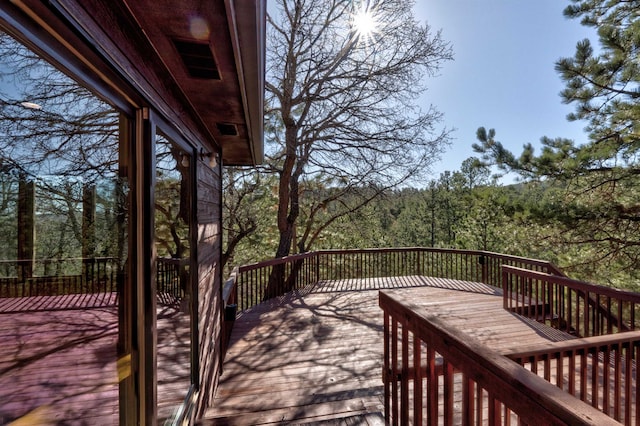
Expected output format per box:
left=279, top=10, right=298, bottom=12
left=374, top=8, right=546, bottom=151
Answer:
left=471, top=1, right=640, bottom=284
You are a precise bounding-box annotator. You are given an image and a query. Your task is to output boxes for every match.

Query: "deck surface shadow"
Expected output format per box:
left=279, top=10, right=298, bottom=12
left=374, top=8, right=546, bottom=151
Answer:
left=203, top=276, right=571, bottom=425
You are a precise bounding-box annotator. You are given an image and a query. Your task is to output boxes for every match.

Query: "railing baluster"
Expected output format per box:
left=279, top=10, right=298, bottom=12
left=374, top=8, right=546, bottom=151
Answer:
left=617, top=300, right=623, bottom=333
left=244, top=271, right=249, bottom=311
left=444, top=361, right=454, bottom=425
left=475, top=386, right=483, bottom=425
left=401, top=323, right=409, bottom=425
left=577, top=290, right=583, bottom=337
left=581, top=347, right=588, bottom=403
left=569, top=348, right=576, bottom=396
left=636, top=343, right=640, bottom=425
left=383, top=312, right=391, bottom=426
left=413, top=334, right=423, bottom=425
left=391, top=317, right=399, bottom=426
left=536, top=277, right=542, bottom=323
left=592, top=345, right=599, bottom=408
left=487, top=393, right=496, bottom=425
left=567, top=289, right=573, bottom=334
left=603, top=345, right=611, bottom=414
left=613, top=344, right=621, bottom=421
left=461, top=373, right=473, bottom=426
left=426, top=345, right=437, bottom=426
left=623, top=342, right=632, bottom=425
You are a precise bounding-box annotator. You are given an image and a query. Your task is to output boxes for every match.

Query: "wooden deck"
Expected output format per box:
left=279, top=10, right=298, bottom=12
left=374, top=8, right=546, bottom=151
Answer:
left=203, top=276, right=576, bottom=425
left=0, top=293, right=191, bottom=425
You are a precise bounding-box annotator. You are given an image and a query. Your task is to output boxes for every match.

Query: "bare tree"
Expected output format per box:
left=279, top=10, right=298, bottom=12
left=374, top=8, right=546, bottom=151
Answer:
left=221, top=168, right=271, bottom=269
left=0, top=31, right=122, bottom=266
left=266, top=0, right=453, bottom=258
left=0, top=32, right=119, bottom=182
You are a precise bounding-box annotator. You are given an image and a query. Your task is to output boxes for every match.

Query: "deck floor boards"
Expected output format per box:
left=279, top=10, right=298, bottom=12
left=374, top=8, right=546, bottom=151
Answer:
left=203, top=276, right=576, bottom=425
left=0, top=293, right=191, bottom=425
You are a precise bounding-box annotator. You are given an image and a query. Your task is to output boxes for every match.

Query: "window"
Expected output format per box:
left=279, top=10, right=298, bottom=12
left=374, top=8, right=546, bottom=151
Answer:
left=0, top=29, right=126, bottom=424
left=155, top=131, right=196, bottom=422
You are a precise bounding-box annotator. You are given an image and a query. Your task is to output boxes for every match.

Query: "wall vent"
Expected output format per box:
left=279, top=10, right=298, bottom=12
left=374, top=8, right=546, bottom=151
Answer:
left=173, top=39, right=220, bottom=80
left=216, top=123, right=238, bottom=136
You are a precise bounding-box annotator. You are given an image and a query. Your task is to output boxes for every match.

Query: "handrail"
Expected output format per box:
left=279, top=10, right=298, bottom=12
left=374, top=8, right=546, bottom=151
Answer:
left=237, top=251, right=316, bottom=273
left=503, top=266, right=640, bottom=337
left=504, top=331, right=640, bottom=424
left=379, top=290, right=620, bottom=425
left=220, top=267, right=239, bottom=365
left=157, top=257, right=190, bottom=266
left=0, top=256, right=120, bottom=298
left=505, top=330, right=640, bottom=359
left=231, top=247, right=564, bottom=314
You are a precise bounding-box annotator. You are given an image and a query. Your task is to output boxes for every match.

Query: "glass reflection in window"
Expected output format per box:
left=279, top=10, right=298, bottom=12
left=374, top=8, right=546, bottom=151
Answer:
left=0, top=30, right=125, bottom=424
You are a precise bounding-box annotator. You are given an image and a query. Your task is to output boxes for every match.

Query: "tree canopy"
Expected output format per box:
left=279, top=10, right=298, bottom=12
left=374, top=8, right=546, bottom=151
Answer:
left=265, top=0, right=453, bottom=257
left=473, top=0, right=640, bottom=280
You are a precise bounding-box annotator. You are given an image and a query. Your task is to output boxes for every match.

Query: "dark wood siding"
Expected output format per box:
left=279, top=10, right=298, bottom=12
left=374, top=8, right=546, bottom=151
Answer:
left=196, top=158, right=223, bottom=415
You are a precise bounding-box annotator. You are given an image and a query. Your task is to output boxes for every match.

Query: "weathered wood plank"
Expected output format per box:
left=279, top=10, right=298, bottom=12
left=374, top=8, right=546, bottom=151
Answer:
left=204, top=277, right=580, bottom=424
left=0, top=294, right=192, bottom=425
left=202, top=398, right=381, bottom=426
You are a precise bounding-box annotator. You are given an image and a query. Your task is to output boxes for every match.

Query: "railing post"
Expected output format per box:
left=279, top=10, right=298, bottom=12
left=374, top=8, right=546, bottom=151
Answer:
left=479, top=254, right=487, bottom=285
left=502, top=266, right=509, bottom=310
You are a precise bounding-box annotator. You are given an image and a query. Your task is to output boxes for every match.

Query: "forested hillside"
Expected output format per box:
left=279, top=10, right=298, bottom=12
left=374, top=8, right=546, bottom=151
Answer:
left=223, top=159, right=638, bottom=291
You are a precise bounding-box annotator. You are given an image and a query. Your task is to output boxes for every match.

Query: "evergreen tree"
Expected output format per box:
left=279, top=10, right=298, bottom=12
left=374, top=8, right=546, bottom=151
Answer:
left=472, top=1, right=640, bottom=283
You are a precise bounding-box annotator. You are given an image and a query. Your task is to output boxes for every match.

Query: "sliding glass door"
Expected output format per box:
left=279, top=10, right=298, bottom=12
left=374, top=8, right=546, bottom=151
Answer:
left=0, top=28, right=127, bottom=424
left=154, top=131, right=196, bottom=423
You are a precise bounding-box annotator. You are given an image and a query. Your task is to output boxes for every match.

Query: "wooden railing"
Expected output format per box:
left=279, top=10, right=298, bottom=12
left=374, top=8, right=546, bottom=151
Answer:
left=503, top=266, right=640, bottom=337
left=224, top=248, right=640, bottom=423
left=231, top=248, right=564, bottom=313
left=506, top=332, right=640, bottom=425
left=0, top=256, right=188, bottom=303
left=157, top=257, right=189, bottom=304
left=379, top=290, right=619, bottom=426
left=0, top=257, right=120, bottom=297
left=221, top=267, right=239, bottom=365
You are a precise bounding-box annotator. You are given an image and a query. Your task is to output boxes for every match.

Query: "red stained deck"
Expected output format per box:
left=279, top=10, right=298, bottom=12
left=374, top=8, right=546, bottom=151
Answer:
left=0, top=293, right=190, bottom=425
left=203, top=276, right=576, bottom=425
left=0, top=294, right=119, bottom=425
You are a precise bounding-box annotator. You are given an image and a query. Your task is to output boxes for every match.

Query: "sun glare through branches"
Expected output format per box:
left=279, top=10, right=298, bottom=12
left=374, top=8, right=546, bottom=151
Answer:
left=351, top=3, right=380, bottom=44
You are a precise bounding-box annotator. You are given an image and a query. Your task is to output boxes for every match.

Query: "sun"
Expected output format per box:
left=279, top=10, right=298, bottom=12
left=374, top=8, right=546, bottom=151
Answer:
left=351, top=6, right=379, bottom=41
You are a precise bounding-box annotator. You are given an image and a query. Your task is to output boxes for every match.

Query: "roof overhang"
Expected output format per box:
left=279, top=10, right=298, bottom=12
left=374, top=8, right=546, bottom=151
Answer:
left=122, top=0, right=265, bottom=165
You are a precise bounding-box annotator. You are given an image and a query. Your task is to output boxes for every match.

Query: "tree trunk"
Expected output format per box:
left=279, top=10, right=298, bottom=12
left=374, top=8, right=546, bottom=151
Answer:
left=17, top=176, right=35, bottom=280
left=266, top=122, right=300, bottom=299
left=275, top=122, right=299, bottom=258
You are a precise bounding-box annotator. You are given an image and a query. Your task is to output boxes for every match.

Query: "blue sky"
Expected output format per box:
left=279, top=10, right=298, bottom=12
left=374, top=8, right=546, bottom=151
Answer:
left=414, top=0, right=598, bottom=180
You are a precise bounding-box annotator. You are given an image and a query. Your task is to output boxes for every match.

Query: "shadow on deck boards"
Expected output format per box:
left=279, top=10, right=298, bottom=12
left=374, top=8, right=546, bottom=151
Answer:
left=203, top=276, right=564, bottom=425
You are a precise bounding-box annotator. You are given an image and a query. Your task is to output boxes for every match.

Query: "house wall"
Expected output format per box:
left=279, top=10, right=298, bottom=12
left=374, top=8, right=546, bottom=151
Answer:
left=0, top=1, right=237, bottom=422
left=196, top=157, right=224, bottom=416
